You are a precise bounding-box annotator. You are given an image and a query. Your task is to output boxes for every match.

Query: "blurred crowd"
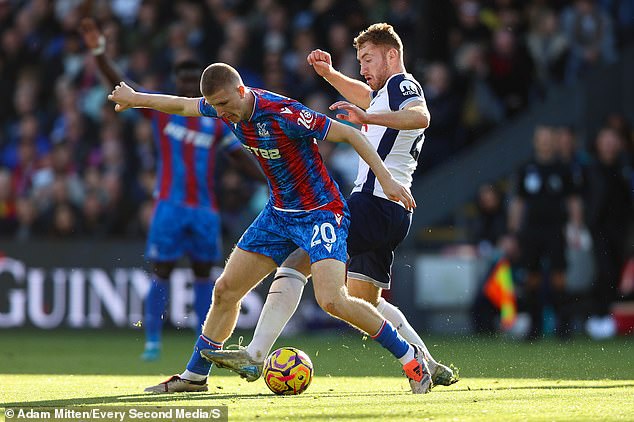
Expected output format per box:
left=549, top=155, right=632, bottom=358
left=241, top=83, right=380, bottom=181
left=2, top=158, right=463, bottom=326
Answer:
left=1, top=0, right=633, bottom=244
left=468, top=121, right=633, bottom=339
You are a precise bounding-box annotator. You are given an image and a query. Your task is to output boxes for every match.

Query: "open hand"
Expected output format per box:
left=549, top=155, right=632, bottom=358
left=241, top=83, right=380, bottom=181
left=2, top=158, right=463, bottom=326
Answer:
left=380, top=177, right=417, bottom=210
left=107, top=81, right=137, bottom=112
left=329, top=101, right=368, bottom=125
left=306, top=49, right=333, bottom=78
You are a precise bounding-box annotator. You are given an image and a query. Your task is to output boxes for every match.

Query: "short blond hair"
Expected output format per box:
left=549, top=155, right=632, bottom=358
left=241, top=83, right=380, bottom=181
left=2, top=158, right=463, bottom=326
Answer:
left=200, top=63, right=242, bottom=96
left=353, top=23, right=403, bottom=55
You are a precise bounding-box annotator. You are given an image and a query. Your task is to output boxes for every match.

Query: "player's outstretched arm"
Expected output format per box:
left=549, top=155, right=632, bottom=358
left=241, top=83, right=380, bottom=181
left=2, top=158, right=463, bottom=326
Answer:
left=307, top=49, right=372, bottom=109
left=330, top=100, right=430, bottom=130
left=79, top=18, right=140, bottom=91
left=326, top=120, right=416, bottom=210
left=108, top=82, right=202, bottom=116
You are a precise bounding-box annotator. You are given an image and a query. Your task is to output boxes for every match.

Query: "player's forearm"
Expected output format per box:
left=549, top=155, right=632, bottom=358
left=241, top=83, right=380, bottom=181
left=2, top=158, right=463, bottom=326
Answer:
left=365, top=107, right=430, bottom=130
left=130, top=93, right=200, bottom=116
left=323, top=70, right=372, bottom=109
left=345, top=128, right=393, bottom=185
left=94, top=53, right=128, bottom=90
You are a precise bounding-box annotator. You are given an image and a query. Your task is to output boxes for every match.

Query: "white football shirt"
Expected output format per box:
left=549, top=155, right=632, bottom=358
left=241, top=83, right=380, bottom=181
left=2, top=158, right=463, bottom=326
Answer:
left=352, top=73, right=426, bottom=206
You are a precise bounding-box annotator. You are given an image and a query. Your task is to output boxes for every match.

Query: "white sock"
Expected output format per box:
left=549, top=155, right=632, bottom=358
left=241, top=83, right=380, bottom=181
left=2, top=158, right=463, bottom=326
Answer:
left=398, top=344, right=415, bottom=365
left=376, top=297, right=436, bottom=364
left=180, top=369, right=207, bottom=381
left=246, top=267, right=307, bottom=362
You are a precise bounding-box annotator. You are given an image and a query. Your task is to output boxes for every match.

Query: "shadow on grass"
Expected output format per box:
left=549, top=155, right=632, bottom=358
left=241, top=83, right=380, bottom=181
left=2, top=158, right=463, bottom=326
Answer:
left=3, top=382, right=634, bottom=408
left=1, top=391, right=268, bottom=408
left=431, top=382, right=634, bottom=393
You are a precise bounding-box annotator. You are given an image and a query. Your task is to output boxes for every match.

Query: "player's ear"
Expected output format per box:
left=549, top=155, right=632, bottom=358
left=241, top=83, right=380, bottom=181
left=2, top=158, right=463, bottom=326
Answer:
left=238, top=85, right=246, bottom=97
left=387, top=47, right=398, bottom=63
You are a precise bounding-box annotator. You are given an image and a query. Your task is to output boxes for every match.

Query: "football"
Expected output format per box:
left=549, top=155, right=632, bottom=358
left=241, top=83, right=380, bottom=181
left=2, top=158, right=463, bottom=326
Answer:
left=262, top=347, right=314, bottom=395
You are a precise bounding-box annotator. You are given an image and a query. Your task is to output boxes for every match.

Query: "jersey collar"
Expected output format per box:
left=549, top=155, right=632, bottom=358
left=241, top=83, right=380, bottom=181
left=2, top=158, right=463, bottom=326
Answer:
left=247, top=88, right=257, bottom=122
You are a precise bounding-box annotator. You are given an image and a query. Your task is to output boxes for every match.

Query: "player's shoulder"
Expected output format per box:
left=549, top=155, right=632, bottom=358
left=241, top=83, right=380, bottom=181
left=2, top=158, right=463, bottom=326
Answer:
left=384, top=73, right=424, bottom=111
left=386, top=73, right=422, bottom=94
left=253, top=88, right=297, bottom=117
left=253, top=88, right=314, bottom=123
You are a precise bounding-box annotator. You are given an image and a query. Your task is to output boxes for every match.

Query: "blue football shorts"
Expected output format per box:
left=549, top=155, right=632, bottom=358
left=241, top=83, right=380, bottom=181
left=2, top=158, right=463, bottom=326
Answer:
left=237, top=201, right=350, bottom=266
left=346, top=192, right=412, bottom=289
left=146, top=200, right=222, bottom=263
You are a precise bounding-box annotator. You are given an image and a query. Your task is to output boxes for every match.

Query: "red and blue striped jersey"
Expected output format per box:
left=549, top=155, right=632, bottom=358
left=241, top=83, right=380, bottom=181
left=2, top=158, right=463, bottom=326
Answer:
left=199, top=89, right=344, bottom=212
left=142, top=109, right=240, bottom=210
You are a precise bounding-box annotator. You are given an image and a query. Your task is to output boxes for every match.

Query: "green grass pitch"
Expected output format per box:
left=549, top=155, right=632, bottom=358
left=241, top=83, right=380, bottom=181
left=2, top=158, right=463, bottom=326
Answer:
left=1, top=329, right=633, bottom=421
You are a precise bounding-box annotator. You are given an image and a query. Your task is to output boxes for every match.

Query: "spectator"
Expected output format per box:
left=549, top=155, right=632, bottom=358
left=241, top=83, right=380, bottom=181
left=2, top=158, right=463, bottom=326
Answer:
left=561, top=0, right=618, bottom=82
left=449, top=0, right=491, bottom=54
left=79, top=188, right=108, bottom=238
left=508, top=126, right=584, bottom=340
left=419, top=62, right=464, bottom=172
left=470, top=183, right=508, bottom=255
left=49, top=201, right=81, bottom=238
left=585, top=127, right=632, bottom=339
left=526, top=8, right=569, bottom=96
left=487, top=29, right=533, bottom=117
left=603, top=112, right=634, bottom=164
left=14, top=196, right=42, bottom=241
left=0, top=168, right=17, bottom=236
left=454, top=43, right=504, bottom=141
left=555, top=125, right=590, bottom=198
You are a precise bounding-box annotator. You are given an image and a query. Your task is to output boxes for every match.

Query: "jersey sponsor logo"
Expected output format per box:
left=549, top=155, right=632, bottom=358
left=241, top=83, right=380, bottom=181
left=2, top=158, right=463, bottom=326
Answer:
left=399, top=80, right=418, bottom=96
left=297, top=110, right=315, bottom=129
left=334, top=213, right=343, bottom=227
left=280, top=107, right=293, bottom=114
left=163, top=122, right=214, bottom=148
left=257, top=122, right=270, bottom=137
left=242, top=144, right=281, bottom=159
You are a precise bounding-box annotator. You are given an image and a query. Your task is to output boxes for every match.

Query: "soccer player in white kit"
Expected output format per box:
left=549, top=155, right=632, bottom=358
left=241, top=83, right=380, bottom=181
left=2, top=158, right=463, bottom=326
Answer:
left=207, top=23, right=457, bottom=388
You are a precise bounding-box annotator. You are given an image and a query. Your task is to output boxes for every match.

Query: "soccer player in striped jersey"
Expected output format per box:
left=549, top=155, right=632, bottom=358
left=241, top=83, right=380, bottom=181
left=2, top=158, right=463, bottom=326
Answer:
left=206, top=23, right=457, bottom=388
left=80, top=19, right=262, bottom=362
left=109, top=62, right=432, bottom=394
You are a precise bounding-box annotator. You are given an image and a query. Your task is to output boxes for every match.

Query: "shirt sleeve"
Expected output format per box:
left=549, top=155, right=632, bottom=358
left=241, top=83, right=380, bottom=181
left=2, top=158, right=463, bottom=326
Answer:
left=279, top=101, right=332, bottom=141
left=386, top=74, right=425, bottom=111
left=198, top=98, right=219, bottom=117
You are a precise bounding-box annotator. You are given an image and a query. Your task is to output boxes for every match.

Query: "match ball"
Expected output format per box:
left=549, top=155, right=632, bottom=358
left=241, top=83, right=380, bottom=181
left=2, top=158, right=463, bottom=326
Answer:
left=262, top=347, right=314, bottom=395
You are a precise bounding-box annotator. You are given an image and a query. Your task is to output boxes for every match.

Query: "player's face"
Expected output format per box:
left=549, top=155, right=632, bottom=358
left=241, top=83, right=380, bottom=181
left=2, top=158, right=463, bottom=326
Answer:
left=204, top=86, right=247, bottom=123
left=357, top=43, right=390, bottom=91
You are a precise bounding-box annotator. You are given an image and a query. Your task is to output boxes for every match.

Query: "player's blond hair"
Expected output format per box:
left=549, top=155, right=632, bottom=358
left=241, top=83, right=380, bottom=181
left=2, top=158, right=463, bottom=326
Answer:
left=200, top=63, right=243, bottom=96
left=353, top=23, right=403, bottom=55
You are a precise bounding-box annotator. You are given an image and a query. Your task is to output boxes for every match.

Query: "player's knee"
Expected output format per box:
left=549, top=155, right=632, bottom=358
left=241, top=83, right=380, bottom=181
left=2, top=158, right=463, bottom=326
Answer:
left=315, top=289, right=347, bottom=318
left=212, top=277, right=241, bottom=306
left=152, top=261, right=175, bottom=280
